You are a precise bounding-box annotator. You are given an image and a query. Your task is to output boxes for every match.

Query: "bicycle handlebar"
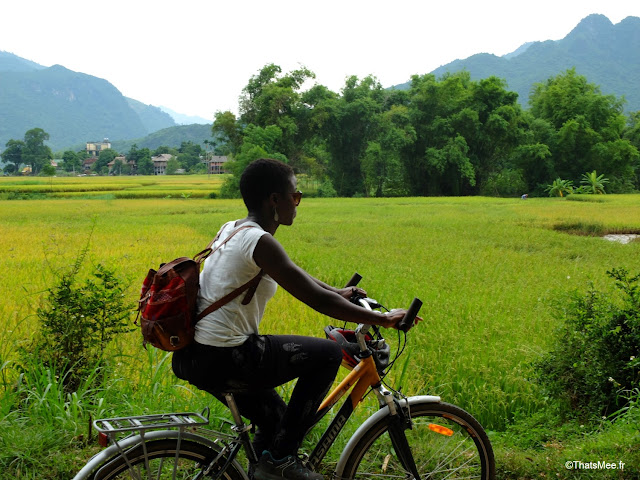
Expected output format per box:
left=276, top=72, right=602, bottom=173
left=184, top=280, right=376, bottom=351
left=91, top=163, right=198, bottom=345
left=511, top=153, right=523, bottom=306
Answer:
left=344, top=272, right=363, bottom=288
left=398, top=298, right=423, bottom=332
left=344, top=272, right=422, bottom=332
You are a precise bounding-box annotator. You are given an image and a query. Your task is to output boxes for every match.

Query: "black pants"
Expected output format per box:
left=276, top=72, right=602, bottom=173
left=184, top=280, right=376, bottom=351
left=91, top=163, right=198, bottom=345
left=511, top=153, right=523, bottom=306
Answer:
left=173, top=334, right=342, bottom=457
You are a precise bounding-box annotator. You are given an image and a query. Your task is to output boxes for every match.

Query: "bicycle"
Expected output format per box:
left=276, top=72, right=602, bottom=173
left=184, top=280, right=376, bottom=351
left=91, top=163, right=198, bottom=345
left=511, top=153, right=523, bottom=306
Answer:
left=74, top=273, right=495, bottom=480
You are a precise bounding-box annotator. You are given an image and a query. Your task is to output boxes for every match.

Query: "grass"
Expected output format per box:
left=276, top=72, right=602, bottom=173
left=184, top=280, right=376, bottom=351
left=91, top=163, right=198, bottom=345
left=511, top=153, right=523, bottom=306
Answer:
left=1, top=189, right=640, bottom=478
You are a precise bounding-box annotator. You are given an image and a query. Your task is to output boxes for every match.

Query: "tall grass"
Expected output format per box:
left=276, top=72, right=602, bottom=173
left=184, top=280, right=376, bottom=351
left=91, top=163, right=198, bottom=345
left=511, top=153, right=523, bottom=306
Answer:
left=1, top=192, right=640, bottom=477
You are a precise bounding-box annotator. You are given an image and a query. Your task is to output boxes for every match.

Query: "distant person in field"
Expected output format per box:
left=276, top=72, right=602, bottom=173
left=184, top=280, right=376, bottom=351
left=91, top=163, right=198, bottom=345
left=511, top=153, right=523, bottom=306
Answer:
left=172, top=158, right=411, bottom=480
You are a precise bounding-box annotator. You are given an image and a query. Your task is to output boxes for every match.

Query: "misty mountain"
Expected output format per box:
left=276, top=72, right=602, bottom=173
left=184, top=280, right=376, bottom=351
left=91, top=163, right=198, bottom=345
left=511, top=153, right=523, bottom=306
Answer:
left=394, top=14, right=640, bottom=112
left=0, top=51, right=185, bottom=151
left=126, top=98, right=176, bottom=132
left=0, top=51, right=46, bottom=72
left=159, top=106, right=210, bottom=125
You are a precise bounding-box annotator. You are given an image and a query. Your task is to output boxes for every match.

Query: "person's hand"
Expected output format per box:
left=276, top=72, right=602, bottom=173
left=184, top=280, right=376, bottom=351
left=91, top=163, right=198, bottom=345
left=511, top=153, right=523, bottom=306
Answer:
left=382, top=309, right=423, bottom=330
left=337, top=286, right=367, bottom=301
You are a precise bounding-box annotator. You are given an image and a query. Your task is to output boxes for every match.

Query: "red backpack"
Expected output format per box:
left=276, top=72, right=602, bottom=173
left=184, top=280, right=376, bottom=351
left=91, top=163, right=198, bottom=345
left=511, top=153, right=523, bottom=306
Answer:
left=137, top=225, right=262, bottom=351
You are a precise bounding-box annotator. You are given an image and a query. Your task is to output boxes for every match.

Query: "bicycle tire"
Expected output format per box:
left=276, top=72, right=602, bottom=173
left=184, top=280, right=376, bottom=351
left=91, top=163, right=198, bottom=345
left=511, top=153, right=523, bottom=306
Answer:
left=85, top=438, right=247, bottom=480
left=339, top=400, right=495, bottom=480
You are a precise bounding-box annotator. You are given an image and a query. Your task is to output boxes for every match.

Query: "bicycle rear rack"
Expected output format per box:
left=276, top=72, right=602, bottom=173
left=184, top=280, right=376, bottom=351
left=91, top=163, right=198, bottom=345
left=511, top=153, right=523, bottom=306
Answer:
left=94, top=410, right=210, bottom=436
left=91, top=410, right=214, bottom=480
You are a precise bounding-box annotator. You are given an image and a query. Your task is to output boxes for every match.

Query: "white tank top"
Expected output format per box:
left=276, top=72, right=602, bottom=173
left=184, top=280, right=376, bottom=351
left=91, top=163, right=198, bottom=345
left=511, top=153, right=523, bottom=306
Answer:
left=195, top=220, right=277, bottom=347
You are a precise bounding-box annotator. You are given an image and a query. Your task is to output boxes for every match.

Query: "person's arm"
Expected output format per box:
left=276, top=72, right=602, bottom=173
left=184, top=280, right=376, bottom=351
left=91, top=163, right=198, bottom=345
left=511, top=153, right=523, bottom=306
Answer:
left=253, top=234, right=404, bottom=328
left=310, top=276, right=367, bottom=300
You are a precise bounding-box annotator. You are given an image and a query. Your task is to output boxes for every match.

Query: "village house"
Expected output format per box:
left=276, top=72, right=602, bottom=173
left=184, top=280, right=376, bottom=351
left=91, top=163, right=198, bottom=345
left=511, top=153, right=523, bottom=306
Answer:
left=152, top=153, right=173, bottom=175
left=83, top=157, right=97, bottom=172
left=107, top=155, right=136, bottom=174
left=207, top=155, right=228, bottom=174
left=86, top=139, right=111, bottom=158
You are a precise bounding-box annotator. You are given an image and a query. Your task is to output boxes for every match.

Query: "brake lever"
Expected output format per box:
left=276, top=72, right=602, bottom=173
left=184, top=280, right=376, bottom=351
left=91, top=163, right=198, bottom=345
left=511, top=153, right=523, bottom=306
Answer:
left=362, top=297, right=382, bottom=309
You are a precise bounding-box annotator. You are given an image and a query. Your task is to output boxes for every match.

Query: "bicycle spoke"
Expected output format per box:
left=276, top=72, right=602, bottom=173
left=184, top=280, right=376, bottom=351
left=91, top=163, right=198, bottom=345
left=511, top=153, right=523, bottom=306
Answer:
left=340, top=402, right=493, bottom=480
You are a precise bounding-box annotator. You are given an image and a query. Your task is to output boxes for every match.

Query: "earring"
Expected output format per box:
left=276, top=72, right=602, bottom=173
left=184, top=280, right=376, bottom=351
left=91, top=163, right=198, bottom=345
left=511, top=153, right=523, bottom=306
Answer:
left=274, top=208, right=279, bottom=223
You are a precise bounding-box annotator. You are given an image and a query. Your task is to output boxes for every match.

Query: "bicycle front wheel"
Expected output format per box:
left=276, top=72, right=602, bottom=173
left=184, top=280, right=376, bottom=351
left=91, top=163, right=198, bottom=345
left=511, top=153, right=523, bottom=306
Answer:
left=340, top=400, right=495, bottom=480
left=86, top=438, right=246, bottom=480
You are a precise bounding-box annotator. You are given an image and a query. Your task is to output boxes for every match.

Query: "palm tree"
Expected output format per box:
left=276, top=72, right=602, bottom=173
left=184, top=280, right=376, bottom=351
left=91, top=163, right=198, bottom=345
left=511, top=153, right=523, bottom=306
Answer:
left=545, top=178, right=574, bottom=197
left=580, top=170, right=609, bottom=194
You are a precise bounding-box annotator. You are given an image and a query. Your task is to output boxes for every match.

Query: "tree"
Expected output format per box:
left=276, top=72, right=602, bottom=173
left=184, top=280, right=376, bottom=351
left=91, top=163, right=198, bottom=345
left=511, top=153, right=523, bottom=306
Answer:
left=398, top=72, right=529, bottom=196
left=1, top=139, right=25, bottom=174
left=219, top=124, right=287, bottom=198
left=94, top=149, right=118, bottom=175
left=178, top=141, right=204, bottom=172
left=23, top=128, right=52, bottom=175
left=545, top=178, right=574, bottom=197
left=580, top=170, right=608, bottom=194
left=529, top=69, right=636, bottom=188
left=317, top=75, right=385, bottom=196
left=111, top=158, right=126, bottom=176
left=238, top=63, right=316, bottom=167
left=212, top=111, right=243, bottom=155
left=165, top=157, right=180, bottom=175
left=128, top=144, right=153, bottom=175
left=41, top=164, right=56, bottom=176
left=361, top=105, right=415, bottom=197
left=62, top=150, right=83, bottom=173
left=623, top=111, right=640, bottom=189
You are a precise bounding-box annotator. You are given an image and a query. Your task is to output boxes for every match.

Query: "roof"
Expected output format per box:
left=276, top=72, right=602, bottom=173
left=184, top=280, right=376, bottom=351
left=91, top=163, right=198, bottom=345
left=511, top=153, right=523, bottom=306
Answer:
left=151, top=153, right=173, bottom=164
left=208, top=155, right=228, bottom=164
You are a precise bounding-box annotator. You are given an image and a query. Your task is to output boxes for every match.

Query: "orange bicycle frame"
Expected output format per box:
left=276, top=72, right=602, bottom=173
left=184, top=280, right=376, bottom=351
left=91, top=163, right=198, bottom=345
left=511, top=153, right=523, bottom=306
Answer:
left=307, top=353, right=384, bottom=468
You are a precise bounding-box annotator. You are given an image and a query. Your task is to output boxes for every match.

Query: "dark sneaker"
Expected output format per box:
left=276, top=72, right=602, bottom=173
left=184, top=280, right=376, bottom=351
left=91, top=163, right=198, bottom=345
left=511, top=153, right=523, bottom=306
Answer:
left=254, top=451, right=323, bottom=480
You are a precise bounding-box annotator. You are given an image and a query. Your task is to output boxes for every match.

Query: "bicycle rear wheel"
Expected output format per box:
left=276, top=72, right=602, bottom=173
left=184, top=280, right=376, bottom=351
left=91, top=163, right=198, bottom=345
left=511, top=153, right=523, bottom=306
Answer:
left=340, top=401, right=495, bottom=480
left=86, top=438, right=246, bottom=480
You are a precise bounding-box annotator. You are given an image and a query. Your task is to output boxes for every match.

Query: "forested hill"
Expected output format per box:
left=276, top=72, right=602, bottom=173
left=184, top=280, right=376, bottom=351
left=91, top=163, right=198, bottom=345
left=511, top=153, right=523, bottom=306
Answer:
left=106, top=123, right=213, bottom=153
left=395, top=14, right=640, bottom=111
left=0, top=52, right=175, bottom=150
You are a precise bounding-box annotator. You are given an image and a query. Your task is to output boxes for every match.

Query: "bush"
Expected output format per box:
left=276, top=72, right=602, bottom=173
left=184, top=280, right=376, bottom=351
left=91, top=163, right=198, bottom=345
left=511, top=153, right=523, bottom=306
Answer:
left=481, top=169, right=527, bottom=197
left=535, top=268, right=640, bottom=418
left=219, top=175, right=241, bottom=198
left=316, top=178, right=337, bottom=198
left=21, top=248, right=134, bottom=392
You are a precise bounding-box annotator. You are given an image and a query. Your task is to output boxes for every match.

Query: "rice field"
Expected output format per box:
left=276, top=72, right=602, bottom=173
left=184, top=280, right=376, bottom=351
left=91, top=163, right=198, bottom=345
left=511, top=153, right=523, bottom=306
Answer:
left=2, top=183, right=639, bottom=435
left=0, top=174, right=226, bottom=198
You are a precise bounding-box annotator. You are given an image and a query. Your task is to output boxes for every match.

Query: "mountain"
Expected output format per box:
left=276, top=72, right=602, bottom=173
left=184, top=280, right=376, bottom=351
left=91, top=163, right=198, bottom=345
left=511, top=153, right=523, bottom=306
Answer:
left=126, top=98, right=176, bottom=132
left=394, top=14, right=640, bottom=112
left=0, top=62, right=149, bottom=150
left=108, top=123, right=213, bottom=153
left=0, top=50, right=46, bottom=72
left=0, top=52, right=197, bottom=152
left=159, top=106, right=210, bottom=125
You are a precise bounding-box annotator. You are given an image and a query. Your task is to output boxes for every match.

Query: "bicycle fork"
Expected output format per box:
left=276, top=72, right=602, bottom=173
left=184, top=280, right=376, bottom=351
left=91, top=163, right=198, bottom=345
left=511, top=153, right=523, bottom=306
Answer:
left=378, top=390, right=422, bottom=480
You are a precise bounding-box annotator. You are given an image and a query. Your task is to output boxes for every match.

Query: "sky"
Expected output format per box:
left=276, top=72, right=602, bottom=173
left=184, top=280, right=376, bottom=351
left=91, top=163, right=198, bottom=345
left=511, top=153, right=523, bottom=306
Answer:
left=1, top=0, right=639, bottom=122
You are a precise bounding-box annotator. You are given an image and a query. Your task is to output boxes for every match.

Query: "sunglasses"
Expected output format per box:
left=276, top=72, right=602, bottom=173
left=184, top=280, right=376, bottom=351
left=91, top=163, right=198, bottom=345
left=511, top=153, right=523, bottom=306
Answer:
left=289, top=190, right=302, bottom=206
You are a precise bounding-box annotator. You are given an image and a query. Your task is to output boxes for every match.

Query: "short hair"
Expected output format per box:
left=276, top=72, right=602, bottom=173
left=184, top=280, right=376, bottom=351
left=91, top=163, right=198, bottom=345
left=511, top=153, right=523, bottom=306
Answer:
left=240, top=158, right=294, bottom=210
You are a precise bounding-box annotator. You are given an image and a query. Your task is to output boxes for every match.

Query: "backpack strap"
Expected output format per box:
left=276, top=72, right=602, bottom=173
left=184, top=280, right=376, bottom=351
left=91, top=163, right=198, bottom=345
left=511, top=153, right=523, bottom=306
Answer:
left=195, top=223, right=265, bottom=321
left=197, top=271, right=263, bottom=321
left=193, top=224, right=255, bottom=265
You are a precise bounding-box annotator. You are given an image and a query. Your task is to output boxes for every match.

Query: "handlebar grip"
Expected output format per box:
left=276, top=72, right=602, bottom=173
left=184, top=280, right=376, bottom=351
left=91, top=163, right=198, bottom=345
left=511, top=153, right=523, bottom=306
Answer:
left=398, top=298, right=423, bottom=332
left=344, top=272, right=363, bottom=288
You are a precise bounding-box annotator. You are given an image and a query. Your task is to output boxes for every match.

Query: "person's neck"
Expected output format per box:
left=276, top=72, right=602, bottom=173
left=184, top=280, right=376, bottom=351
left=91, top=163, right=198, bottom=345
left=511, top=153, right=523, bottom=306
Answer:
left=243, top=210, right=278, bottom=235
